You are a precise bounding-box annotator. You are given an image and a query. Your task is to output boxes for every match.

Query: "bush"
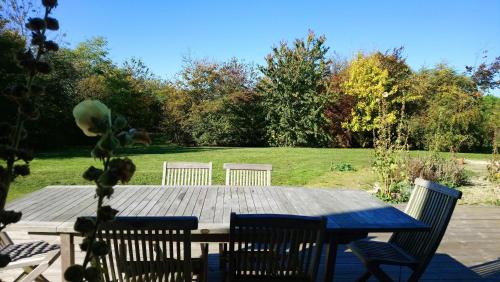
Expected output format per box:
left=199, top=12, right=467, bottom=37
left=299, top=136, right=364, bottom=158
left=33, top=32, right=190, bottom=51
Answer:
left=330, top=162, right=356, bottom=172
left=405, top=153, right=469, bottom=188
left=487, top=160, right=500, bottom=183
left=376, top=180, right=411, bottom=204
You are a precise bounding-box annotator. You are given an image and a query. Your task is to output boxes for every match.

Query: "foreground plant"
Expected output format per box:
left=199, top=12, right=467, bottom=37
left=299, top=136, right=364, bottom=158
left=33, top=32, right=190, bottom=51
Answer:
left=64, top=100, right=150, bottom=282
left=0, top=0, right=59, bottom=267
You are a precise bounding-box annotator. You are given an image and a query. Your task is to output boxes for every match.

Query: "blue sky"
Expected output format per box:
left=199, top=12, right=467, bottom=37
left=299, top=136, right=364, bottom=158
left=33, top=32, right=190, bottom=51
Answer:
left=54, top=0, right=499, bottom=80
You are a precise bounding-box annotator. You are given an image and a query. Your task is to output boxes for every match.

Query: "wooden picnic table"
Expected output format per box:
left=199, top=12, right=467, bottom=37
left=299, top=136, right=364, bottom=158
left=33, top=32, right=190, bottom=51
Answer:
left=6, top=185, right=429, bottom=281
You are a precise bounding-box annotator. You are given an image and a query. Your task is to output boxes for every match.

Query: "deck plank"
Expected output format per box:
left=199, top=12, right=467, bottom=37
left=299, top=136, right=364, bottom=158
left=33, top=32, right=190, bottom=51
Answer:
left=3, top=205, right=499, bottom=281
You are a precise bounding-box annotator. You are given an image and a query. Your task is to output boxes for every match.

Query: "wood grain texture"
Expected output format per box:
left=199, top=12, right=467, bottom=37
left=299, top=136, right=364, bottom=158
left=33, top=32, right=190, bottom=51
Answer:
left=6, top=185, right=428, bottom=235
left=3, top=205, right=499, bottom=282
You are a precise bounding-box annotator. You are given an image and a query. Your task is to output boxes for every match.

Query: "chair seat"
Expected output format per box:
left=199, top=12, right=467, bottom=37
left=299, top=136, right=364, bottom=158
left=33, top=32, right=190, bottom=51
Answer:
left=121, top=257, right=204, bottom=274
left=348, top=240, right=418, bottom=266
left=0, top=241, right=59, bottom=262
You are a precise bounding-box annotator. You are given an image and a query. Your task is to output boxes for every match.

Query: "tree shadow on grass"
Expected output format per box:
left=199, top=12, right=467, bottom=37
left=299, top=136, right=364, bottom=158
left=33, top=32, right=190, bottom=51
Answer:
left=35, top=145, right=232, bottom=159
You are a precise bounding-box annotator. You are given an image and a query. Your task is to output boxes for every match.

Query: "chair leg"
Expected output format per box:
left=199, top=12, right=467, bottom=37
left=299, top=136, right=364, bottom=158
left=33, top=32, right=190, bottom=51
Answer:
left=20, top=250, right=60, bottom=282
left=13, top=271, right=28, bottom=282
left=199, top=243, right=209, bottom=282
left=14, top=266, right=49, bottom=282
left=219, top=243, right=227, bottom=270
left=34, top=275, right=50, bottom=282
left=366, top=263, right=393, bottom=282
left=408, top=268, right=425, bottom=282
left=356, top=270, right=372, bottom=282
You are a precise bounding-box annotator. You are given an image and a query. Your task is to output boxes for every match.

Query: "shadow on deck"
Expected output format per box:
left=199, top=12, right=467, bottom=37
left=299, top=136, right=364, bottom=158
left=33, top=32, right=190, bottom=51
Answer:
left=1, top=205, right=499, bottom=281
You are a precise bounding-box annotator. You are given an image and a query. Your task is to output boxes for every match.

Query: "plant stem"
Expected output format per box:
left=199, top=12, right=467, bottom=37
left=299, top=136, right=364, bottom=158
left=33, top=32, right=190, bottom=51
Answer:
left=82, top=156, right=111, bottom=269
left=0, top=7, right=52, bottom=211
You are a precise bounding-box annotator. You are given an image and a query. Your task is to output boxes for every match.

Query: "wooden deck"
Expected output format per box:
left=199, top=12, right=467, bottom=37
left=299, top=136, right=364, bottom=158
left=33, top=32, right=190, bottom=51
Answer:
left=1, top=205, right=499, bottom=281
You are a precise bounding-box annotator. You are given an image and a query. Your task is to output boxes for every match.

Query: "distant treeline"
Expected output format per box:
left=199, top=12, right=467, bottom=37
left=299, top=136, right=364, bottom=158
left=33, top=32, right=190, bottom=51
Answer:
left=1, top=24, right=499, bottom=152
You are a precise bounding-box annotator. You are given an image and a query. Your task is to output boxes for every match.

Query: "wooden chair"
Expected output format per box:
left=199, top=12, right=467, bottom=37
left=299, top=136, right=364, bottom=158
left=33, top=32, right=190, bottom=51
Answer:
left=0, top=232, right=60, bottom=282
left=162, top=162, right=212, bottom=186
left=95, top=216, right=208, bottom=282
left=223, top=163, right=272, bottom=186
left=225, top=213, right=326, bottom=282
left=348, top=178, right=462, bottom=282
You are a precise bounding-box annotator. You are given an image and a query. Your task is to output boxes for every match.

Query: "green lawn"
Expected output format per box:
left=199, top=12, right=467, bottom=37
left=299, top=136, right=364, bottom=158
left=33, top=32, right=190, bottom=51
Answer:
left=6, top=145, right=492, bottom=202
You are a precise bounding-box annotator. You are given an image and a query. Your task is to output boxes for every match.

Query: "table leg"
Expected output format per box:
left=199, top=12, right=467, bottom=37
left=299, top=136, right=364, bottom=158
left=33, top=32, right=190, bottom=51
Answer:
left=60, top=233, right=74, bottom=282
left=323, top=232, right=368, bottom=282
left=323, top=238, right=338, bottom=282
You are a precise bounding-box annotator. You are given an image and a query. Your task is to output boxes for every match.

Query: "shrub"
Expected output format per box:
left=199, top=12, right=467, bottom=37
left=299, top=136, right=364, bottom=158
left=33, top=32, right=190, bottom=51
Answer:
left=487, top=160, right=500, bottom=183
left=376, top=180, right=411, bottom=204
left=405, top=153, right=469, bottom=188
left=331, top=162, right=356, bottom=172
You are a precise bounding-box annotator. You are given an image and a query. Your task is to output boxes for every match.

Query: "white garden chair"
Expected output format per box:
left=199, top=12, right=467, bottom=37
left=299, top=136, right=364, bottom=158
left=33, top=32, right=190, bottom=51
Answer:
left=223, top=163, right=272, bottom=186
left=162, top=162, right=212, bottom=186
left=0, top=232, right=60, bottom=282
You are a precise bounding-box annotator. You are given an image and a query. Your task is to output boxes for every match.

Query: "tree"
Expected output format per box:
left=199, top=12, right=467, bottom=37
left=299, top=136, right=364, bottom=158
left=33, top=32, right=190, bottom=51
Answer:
left=466, top=52, right=500, bottom=92
left=324, top=58, right=356, bottom=147
left=409, top=65, right=482, bottom=152
left=259, top=31, right=331, bottom=147
left=164, top=57, right=265, bottom=146
left=72, top=38, right=163, bottom=132
left=342, top=53, right=397, bottom=133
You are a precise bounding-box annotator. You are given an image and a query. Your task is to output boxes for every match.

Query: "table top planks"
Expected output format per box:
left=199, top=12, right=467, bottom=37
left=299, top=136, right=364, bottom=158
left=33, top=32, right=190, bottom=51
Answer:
left=6, top=185, right=428, bottom=234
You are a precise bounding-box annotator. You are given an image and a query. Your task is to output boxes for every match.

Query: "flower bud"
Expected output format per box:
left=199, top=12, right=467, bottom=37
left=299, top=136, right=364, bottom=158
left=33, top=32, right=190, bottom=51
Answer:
left=0, top=210, right=22, bottom=225
left=97, top=171, right=119, bottom=188
left=16, top=50, right=34, bottom=62
left=19, top=58, right=36, bottom=71
left=84, top=267, right=100, bottom=282
left=0, top=145, right=16, bottom=161
left=97, top=205, right=119, bottom=221
left=13, top=164, right=30, bottom=176
left=96, top=185, right=114, bottom=198
left=130, top=129, right=151, bottom=146
left=16, top=149, right=34, bottom=162
left=42, top=0, right=58, bottom=8
left=45, top=17, right=59, bottom=30
left=83, top=166, right=103, bottom=181
left=108, top=158, right=136, bottom=183
left=64, top=264, right=84, bottom=282
left=73, top=100, right=111, bottom=137
left=91, top=241, right=109, bottom=256
left=44, top=40, right=59, bottom=51
left=74, top=217, right=95, bottom=234
left=0, top=254, right=11, bottom=268
left=36, top=62, right=52, bottom=74
left=25, top=18, right=45, bottom=31
left=31, top=34, right=46, bottom=46
left=79, top=238, right=90, bottom=251
left=113, top=115, right=128, bottom=130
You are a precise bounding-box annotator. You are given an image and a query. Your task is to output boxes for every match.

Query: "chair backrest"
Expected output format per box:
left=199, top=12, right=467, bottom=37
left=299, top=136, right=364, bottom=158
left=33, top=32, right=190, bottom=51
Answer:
left=228, top=213, right=326, bottom=281
left=162, top=162, right=212, bottom=186
left=390, top=178, right=462, bottom=269
left=223, top=163, right=272, bottom=186
left=95, top=216, right=198, bottom=282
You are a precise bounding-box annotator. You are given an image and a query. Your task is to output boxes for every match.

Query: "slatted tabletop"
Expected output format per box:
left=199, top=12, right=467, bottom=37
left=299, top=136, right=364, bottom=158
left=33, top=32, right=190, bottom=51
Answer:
left=6, top=185, right=427, bottom=234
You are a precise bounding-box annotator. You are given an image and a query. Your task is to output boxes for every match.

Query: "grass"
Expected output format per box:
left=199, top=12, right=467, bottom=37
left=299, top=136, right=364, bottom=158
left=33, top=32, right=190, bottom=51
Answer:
left=6, top=145, right=493, bottom=203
